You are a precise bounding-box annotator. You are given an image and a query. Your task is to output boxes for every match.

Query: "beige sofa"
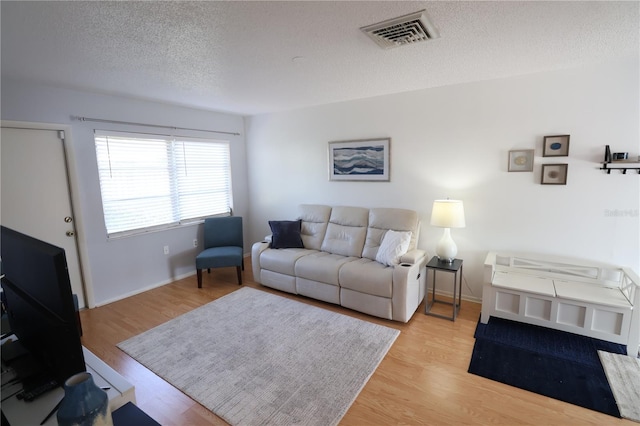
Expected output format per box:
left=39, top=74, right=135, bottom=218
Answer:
left=251, top=204, right=428, bottom=322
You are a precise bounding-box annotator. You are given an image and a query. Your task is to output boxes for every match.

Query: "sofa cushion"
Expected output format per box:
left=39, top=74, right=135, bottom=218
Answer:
left=260, top=248, right=315, bottom=276
left=339, top=258, right=393, bottom=298
left=362, top=227, right=386, bottom=260
left=298, top=204, right=332, bottom=250
left=320, top=206, right=368, bottom=257
left=269, top=220, right=304, bottom=249
left=295, top=251, right=357, bottom=286
left=375, top=230, right=412, bottom=266
left=362, top=208, right=419, bottom=260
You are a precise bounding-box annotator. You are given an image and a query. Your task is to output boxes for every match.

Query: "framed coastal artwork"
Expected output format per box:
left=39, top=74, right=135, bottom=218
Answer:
left=508, top=149, right=534, bottom=172
left=543, top=135, right=570, bottom=157
left=541, top=163, right=568, bottom=185
left=328, top=138, right=390, bottom=181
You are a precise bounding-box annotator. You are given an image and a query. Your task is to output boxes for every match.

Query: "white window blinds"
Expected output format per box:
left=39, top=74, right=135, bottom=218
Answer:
left=94, top=131, right=232, bottom=237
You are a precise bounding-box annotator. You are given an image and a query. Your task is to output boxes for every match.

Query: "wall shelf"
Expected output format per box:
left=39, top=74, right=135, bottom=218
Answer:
left=600, top=161, right=640, bottom=174
left=601, top=145, right=639, bottom=174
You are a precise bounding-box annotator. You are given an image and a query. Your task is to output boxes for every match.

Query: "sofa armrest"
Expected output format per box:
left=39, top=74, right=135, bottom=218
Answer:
left=251, top=241, right=271, bottom=283
left=391, top=261, right=426, bottom=322
left=391, top=250, right=428, bottom=322
left=399, top=249, right=426, bottom=265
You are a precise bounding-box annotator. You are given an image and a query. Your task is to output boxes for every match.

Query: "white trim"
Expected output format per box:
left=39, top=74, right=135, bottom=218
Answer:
left=93, top=271, right=196, bottom=307
left=429, top=287, right=482, bottom=304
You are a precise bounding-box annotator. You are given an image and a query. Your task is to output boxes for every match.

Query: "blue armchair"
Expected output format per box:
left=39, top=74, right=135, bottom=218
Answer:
left=195, top=216, right=244, bottom=288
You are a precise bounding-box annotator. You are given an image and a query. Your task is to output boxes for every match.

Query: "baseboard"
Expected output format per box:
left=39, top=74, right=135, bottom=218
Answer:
left=427, top=287, right=482, bottom=305
left=95, top=270, right=195, bottom=307
left=95, top=254, right=251, bottom=307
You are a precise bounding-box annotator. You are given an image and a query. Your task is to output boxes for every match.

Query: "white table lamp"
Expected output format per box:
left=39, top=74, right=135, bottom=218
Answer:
left=430, top=199, right=465, bottom=263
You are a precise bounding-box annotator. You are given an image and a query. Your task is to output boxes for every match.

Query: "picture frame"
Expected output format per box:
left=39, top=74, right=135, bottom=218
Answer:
left=543, top=135, right=570, bottom=157
left=328, top=138, right=390, bottom=181
left=541, top=163, right=568, bottom=185
left=508, top=149, right=534, bottom=172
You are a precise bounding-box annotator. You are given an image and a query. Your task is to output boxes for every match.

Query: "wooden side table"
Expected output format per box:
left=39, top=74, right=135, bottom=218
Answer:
left=425, top=256, right=463, bottom=321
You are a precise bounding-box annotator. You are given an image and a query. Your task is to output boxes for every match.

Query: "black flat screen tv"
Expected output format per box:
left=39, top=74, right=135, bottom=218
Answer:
left=1, top=226, right=85, bottom=386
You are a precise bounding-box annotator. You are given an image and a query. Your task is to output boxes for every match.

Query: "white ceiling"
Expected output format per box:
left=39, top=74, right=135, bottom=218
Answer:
left=1, top=1, right=638, bottom=116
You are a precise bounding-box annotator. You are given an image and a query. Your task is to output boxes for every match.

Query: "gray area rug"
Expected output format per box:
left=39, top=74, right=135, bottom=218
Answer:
left=118, top=287, right=399, bottom=426
left=598, top=350, right=640, bottom=423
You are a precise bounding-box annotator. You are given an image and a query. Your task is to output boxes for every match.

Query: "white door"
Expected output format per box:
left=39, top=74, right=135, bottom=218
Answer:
left=1, top=127, right=86, bottom=308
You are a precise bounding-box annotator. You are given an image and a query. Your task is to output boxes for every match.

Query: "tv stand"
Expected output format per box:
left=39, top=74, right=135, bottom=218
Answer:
left=2, top=346, right=135, bottom=425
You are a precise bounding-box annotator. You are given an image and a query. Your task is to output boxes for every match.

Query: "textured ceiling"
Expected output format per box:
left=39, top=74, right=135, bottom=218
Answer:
left=1, top=1, right=638, bottom=116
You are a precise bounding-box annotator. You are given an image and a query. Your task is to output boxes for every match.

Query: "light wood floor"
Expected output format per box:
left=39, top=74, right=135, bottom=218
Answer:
left=79, top=259, right=633, bottom=425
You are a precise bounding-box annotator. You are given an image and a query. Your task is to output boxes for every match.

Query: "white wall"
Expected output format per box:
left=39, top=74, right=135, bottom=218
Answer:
left=3, top=57, right=638, bottom=308
left=1, top=79, right=249, bottom=306
left=245, top=57, right=640, bottom=301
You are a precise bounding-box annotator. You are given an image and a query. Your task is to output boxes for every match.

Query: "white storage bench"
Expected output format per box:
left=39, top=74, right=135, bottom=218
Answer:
left=482, top=252, right=640, bottom=356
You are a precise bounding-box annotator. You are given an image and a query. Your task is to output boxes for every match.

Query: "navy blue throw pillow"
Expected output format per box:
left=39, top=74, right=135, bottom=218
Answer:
left=268, top=220, right=304, bottom=249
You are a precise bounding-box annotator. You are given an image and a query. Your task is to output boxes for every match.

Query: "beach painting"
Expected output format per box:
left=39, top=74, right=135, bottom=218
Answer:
left=329, top=138, right=390, bottom=181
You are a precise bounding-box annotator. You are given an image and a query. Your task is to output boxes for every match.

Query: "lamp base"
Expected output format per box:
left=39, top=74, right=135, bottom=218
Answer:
left=435, top=228, right=457, bottom=263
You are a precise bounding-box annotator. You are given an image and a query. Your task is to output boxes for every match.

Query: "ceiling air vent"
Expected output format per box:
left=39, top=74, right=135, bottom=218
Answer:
left=361, top=9, right=440, bottom=49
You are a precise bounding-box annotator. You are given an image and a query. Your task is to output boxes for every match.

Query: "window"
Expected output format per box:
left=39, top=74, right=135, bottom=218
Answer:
left=94, top=131, right=232, bottom=237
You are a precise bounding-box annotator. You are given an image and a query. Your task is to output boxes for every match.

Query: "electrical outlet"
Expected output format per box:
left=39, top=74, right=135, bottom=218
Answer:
left=193, top=239, right=198, bottom=247
left=163, top=245, right=169, bottom=255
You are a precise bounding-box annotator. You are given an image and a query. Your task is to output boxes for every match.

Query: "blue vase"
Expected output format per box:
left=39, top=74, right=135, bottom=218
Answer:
left=57, top=372, right=113, bottom=426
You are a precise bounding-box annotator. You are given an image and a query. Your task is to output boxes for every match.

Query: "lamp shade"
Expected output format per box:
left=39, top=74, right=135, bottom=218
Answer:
left=430, top=200, right=465, bottom=228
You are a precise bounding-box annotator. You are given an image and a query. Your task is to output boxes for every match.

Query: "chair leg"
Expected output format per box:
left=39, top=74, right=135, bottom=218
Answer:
left=197, top=269, right=203, bottom=288
left=241, top=258, right=245, bottom=271
left=236, top=266, right=242, bottom=285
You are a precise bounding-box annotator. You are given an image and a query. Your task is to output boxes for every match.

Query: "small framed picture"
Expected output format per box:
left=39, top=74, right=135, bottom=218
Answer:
left=543, top=135, right=570, bottom=157
left=508, top=149, right=534, bottom=172
left=328, top=138, right=390, bottom=181
left=541, top=164, right=568, bottom=185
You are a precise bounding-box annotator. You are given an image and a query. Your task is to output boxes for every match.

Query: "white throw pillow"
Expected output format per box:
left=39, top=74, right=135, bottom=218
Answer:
left=375, top=230, right=412, bottom=267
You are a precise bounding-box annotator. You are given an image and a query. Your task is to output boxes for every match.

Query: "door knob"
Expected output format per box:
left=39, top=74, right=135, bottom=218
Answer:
left=66, top=231, right=75, bottom=237
left=64, top=216, right=73, bottom=223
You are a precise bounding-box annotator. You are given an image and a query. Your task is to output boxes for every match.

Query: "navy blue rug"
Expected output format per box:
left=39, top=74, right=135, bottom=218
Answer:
left=468, top=317, right=627, bottom=417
